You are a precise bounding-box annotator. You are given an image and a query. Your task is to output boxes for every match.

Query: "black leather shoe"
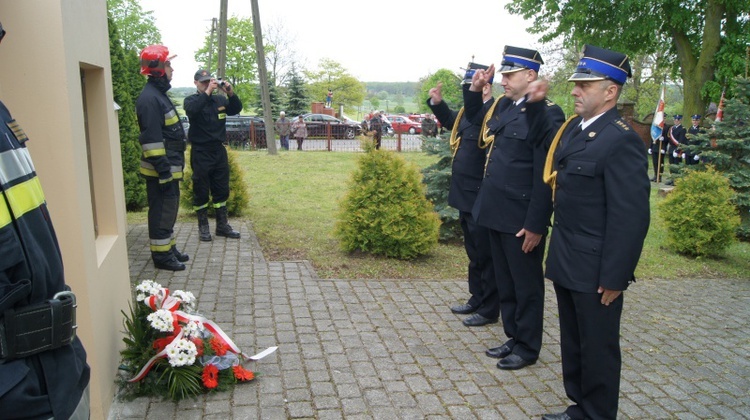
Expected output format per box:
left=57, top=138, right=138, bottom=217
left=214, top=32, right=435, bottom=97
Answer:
left=450, top=303, right=477, bottom=314
left=541, top=413, right=572, bottom=420
left=154, top=257, right=186, bottom=271
left=486, top=344, right=512, bottom=359
left=496, top=353, right=535, bottom=370
left=462, top=313, right=498, bottom=327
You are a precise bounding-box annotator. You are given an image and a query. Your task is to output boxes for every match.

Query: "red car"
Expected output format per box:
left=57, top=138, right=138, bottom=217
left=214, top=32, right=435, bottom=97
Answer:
left=386, top=115, right=421, bottom=134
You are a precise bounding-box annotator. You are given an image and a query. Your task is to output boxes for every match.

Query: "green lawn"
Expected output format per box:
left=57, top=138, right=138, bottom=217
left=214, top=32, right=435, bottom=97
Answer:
left=128, top=150, right=750, bottom=281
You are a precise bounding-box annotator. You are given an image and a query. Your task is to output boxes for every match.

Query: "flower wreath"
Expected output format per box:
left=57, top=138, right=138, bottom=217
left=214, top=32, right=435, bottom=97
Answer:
left=118, top=280, right=276, bottom=400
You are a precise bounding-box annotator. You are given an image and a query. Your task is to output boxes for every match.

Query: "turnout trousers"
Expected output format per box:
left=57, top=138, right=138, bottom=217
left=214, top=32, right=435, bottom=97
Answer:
left=191, top=147, right=230, bottom=208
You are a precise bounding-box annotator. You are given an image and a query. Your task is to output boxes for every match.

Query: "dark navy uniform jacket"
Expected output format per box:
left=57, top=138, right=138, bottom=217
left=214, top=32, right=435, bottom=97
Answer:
left=184, top=91, right=242, bottom=151
left=0, top=100, right=89, bottom=419
left=464, top=90, right=564, bottom=235
left=427, top=91, right=492, bottom=213
left=546, top=107, right=650, bottom=292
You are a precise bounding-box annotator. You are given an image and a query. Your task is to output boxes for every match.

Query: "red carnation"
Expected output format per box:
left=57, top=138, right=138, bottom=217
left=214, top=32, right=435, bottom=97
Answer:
left=202, top=364, right=219, bottom=389
left=232, top=365, right=255, bottom=382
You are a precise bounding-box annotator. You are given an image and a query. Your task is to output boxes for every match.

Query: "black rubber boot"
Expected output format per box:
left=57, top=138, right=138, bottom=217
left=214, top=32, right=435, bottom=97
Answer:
left=198, top=208, right=212, bottom=242
left=153, top=252, right=185, bottom=271
left=215, top=206, right=240, bottom=239
left=171, top=246, right=189, bottom=262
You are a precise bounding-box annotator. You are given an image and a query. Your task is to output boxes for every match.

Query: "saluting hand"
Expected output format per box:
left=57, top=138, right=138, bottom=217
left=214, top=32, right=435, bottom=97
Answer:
left=428, top=82, right=443, bottom=105
left=527, top=79, right=549, bottom=103
left=470, top=63, right=495, bottom=92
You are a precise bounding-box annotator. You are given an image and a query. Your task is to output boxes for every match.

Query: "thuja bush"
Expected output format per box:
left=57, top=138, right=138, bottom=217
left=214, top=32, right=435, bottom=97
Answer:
left=658, top=166, right=740, bottom=257
left=180, top=147, right=250, bottom=217
left=335, top=141, right=440, bottom=259
left=421, top=135, right=461, bottom=241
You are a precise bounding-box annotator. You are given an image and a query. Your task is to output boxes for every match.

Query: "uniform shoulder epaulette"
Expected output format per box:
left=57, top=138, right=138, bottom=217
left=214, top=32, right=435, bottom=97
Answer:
left=613, top=117, right=631, bottom=132
left=545, top=99, right=556, bottom=107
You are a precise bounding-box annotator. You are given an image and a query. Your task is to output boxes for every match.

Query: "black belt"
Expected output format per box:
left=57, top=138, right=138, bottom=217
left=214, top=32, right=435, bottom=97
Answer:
left=0, top=291, right=77, bottom=360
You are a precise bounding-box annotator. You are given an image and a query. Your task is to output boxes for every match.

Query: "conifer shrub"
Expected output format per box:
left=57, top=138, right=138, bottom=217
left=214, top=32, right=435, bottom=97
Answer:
left=335, top=141, right=440, bottom=259
left=421, top=135, right=461, bottom=241
left=658, top=166, right=740, bottom=257
left=180, top=147, right=250, bottom=217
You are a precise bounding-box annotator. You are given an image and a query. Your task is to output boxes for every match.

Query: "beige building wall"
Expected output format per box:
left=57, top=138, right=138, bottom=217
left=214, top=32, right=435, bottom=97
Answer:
left=0, top=1, right=131, bottom=418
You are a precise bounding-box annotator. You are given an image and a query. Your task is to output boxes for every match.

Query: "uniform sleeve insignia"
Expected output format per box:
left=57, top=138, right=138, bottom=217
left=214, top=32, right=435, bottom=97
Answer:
left=6, top=119, right=29, bottom=144
left=545, top=99, right=556, bottom=107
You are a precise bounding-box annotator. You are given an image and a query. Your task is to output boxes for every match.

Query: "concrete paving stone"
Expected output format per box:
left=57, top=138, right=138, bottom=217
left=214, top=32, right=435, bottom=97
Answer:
left=404, top=375, right=433, bottom=393
left=436, top=388, right=465, bottom=405
left=286, top=401, right=315, bottom=418
left=363, top=388, right=390, bottom=406
left=316, top=409, right=344, bottom=420
left=415, top=393, right=446, bottom=415
left=355, top=374, right=383, bottom=390
left=464, top=392, right=494, bottom=409
left=447, top=405, right=477, bottom=420
left=335, top=381, right=362, bottom=399
left=390, top=391, right=418, bottom=408
left=340, top=397, right=368, bottom=415
left=204, top=399, right=231, bottom=415
left=492, top=404, right=528, bottom=419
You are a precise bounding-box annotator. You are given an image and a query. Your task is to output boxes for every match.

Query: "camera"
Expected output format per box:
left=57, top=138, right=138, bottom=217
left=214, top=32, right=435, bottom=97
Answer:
left=217, top=78, right=226, bottom=87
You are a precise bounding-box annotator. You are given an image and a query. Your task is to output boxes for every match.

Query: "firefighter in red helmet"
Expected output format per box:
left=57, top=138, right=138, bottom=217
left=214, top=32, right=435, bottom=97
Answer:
left=0, top=20, right=90, bottom=418
left=135, top=45, right=189, bottom=270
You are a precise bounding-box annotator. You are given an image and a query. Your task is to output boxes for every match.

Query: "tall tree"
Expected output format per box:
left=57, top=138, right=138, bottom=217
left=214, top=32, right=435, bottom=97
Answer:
left=285, top=64, right=308, bottom=117
left=506, top=0, right=749, bottom=117
left=106, top=0, right=161, bottom=52
left=195, top=16, right=259, bottom=110
left=263, top=19, right=298, bottom=87
left=416, top=69, right=462, bottom=114
left=305, top=58, right=366, bottom=113
left=108, top=15, right=147, bottom=210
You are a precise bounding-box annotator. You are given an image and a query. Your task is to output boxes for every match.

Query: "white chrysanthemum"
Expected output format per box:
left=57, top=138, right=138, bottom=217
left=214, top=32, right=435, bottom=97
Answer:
left=146, top=309, right=174, bottom=332
left=165, top=338, right=198, bottom=367
left=182, top=320, right=204, bottom=339
left=172, top=290, right=195, bottom=305
left=135, top=280, right=163, bottom=301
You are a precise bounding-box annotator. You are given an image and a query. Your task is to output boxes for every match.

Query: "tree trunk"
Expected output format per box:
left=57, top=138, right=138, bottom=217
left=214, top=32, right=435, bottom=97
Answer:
left=674, top=0, right=724, bottom=117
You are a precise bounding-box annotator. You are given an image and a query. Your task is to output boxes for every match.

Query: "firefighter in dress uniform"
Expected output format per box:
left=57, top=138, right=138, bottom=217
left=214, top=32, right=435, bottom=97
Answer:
left=427, top=63, right=499, bottom=327
left=529, top=45, right=651, bottom=420
left=0, top=20, right=90, bottom=419
left=135, top=45, right=189, bottom=271
left=464, top=47, right=565, bottom=370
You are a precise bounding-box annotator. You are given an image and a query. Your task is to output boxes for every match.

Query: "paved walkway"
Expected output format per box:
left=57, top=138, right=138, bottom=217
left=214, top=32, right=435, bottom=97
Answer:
left=108, top=221, right=750, bottom=419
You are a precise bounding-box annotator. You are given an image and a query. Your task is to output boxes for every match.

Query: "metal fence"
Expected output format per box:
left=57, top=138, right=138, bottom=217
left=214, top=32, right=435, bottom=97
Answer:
left=226, top=122, right=426, bottom=152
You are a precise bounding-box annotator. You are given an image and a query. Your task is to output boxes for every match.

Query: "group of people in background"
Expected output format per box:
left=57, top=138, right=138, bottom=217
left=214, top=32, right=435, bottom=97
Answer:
left=275, top=112, right=307, bottom=151
left=650, top=113, right=705, bottom=184
left=431, top=44, right=650, bottom=420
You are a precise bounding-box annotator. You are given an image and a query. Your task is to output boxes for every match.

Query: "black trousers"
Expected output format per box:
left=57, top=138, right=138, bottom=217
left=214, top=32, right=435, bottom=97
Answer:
left=459, top=211, right=498, bottom=319
left=554, top=283, right=623, bottom=420
left=146, top=178, right=179, bottom=257
left=488, top=230, right=545, bottom=361
left=191, top=147, right=230, bottom=208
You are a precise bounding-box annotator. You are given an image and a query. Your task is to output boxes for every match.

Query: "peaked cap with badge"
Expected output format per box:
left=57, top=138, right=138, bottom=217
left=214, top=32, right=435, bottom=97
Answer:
left=568, top=44, right=632, bottom=85
left=463, top=62, right=493, bottom=85
left=498, top=46, right=544, bottom=74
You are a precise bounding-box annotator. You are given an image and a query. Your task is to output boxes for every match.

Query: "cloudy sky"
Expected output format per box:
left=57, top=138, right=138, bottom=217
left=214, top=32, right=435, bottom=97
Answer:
left=138, top=0, right=541, bottom=88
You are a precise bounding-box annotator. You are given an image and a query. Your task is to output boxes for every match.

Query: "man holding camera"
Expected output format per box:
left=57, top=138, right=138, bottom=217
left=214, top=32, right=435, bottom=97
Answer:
left=184, top=69, right=243, bottom=242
